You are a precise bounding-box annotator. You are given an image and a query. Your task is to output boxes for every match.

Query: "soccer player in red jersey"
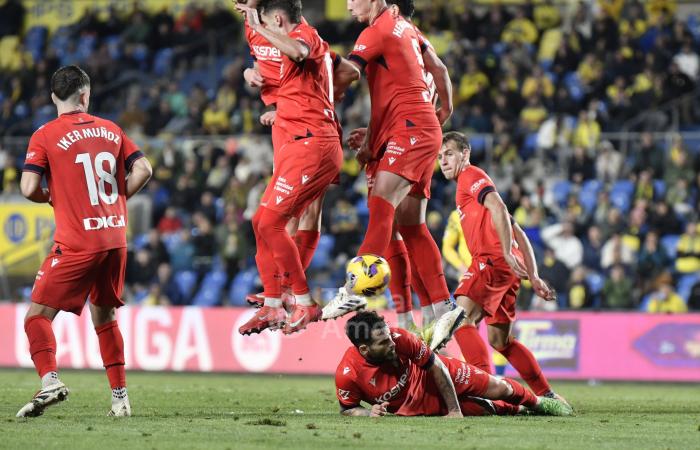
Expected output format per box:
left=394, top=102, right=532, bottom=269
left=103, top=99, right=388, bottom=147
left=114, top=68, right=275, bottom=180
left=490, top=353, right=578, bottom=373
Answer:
left=323, top=0, right=454, bottom=329
left=236, top=0, right=353, bottom=335
left=343, top=0, right=453, bottom=332
left=335, top=311, right=572, bottom=417
left=16, top=66, right=152, bottom=418
left=237, top=0, right=359, bottom=309
left=430, top=131, right=569, bottom=405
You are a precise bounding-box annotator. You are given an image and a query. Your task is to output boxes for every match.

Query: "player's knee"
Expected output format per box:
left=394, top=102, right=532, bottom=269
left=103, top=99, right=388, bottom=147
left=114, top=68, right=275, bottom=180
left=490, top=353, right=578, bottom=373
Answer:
left=493, top=378, right=513, bottom=399
left=489, top=333, right=511, bottom=351
left=256, top=209, right=286, bottom=237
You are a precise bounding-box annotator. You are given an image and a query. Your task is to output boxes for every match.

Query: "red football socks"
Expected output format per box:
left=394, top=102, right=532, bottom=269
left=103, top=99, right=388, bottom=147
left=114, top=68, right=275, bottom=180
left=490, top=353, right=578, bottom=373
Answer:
left=385, top=239, right=412, bottom=313
left=503, top=377, right=538, bottom=408
left=398, top=223, right=451, bottom=302
left=25, top=315, right=57, bottom=378
left=358, top=196, right=395, bottom=257
left=253, top=209, right=282, bottom=298
left=408, top=255, right=431, bottom=307
left=95, top=321, right=126, bottom=389
left=491, top=400, right=522, bottom=415
left=497, top=338, right=551, bottom=396
left=256, top=207, right=309, bottom=295
left=294, top=230, right=320, bottom=270
left=454, top=325, right=492, bottom=373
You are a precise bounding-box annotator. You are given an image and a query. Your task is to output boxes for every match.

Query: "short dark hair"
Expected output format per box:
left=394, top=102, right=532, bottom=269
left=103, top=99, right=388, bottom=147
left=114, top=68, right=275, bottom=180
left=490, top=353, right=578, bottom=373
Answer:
left=387, top=0, right=415, bottom=19
left=259, top=0, right=302, bottom=24
left=51, top=65, right=90, bottom=101
left=442, top=131, right=470, bottom=152
left=346, top=311, right=387, bottom=347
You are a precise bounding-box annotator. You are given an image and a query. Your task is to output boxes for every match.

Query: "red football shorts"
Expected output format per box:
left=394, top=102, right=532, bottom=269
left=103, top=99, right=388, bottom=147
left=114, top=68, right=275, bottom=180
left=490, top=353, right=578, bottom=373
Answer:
left=445, top=356, right=491, bottom=397
left=454, top=256, right=520, bottom=324
left=373, top=126, right=442, bottom=199
left=261, top=136, right=342, bottom=218
left=31, top=245, right=127, bottom=315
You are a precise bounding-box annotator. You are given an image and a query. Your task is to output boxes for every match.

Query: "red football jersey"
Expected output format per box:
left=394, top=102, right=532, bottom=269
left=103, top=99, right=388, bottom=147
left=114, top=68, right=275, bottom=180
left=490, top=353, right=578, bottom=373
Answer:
left=245, top=21, right=282, bottom=106
left=456, top=165, right=524, bottom=261
left=335, top=328, right=484, bottom=416
left=414, top=26, right=437, bottom=102
left=23, top=111, right=143, bottom=253
left=348, top=10, right=439, bottom=154
left=274, top=22, right=338, bottom=138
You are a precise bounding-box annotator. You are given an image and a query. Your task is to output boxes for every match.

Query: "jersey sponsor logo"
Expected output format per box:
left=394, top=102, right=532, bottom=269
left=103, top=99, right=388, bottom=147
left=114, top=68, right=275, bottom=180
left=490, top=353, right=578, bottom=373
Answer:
left=416, top=342, right=427, bottom=361
left=353, top=44, right=367, bottom=52
left=454, top=362, right=471, bottom=385
left=386, top=141, right=405, bottom=156
left=274, top=177, right=294, bottom=195
left=392, top=20, right=412, bottom=38
left=369, top=377, right=376, bottom=387
left=301, top=175, right=310, bottom=184
left=25, top=152, right=36, bottom=160
left=56, top=127, right=121, bottom=151
left=51, top=258, right=59, bottom=268
left=470, top=178, right=488, bottom=194
left=83, top=215, right=126, bottom=231
left=252, top=45, right=282, bottom=60
left=374, top=367, right=409, bottom=403
left=338, top=388, right=351, bottom=400
left=343, top=366, right=351, bottom=375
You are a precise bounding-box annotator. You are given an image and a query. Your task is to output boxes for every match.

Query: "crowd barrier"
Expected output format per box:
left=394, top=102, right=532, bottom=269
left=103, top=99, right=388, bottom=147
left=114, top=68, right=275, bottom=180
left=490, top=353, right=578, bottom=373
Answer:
left=1, top=304, right=698, bottom=382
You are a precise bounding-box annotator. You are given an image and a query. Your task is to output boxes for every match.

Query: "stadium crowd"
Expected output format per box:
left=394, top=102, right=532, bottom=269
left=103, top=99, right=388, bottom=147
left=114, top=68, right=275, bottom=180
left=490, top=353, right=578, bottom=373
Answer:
left=1, top=0, right=700, bottom=312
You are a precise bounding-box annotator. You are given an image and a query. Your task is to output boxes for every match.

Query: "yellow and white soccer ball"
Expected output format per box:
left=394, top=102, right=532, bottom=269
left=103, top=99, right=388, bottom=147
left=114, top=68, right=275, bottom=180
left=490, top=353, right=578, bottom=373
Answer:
left=345, top=255, right=391, bottom=297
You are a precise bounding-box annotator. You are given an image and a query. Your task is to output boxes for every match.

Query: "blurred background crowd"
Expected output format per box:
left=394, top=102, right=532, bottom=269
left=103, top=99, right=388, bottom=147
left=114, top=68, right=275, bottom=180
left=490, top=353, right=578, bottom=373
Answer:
left=1, top=0, right=699, bottom=313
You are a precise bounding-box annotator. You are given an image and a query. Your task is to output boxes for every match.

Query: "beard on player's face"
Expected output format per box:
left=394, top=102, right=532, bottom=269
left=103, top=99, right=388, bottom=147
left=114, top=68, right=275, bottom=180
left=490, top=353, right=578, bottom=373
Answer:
left=362, top=327, right=397, bottom=363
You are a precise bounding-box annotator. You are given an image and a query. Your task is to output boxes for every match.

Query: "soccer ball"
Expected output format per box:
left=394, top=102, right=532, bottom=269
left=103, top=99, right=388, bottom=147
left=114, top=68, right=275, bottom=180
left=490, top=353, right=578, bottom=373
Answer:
left=345, top=255, right=391, bottom=297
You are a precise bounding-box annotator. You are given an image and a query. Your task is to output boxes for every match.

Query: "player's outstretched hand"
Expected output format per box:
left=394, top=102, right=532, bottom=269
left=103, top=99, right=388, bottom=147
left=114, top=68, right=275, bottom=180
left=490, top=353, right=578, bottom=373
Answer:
left=235, top=3, right=261, bottom=27
left=260, top=110, right=276, bottom=126
left=347, top=127, right=367, bottom=150
left=244, top=68, right=264, bottom=87
left=436, top=106, right=452, bottom=126
left=504, top=251, right=528, bottom=279
left=532, top=277, right=556, bottom=301
left=444, top=410, right=464, bottom=419
left=370, top=402, right=389, bottom=417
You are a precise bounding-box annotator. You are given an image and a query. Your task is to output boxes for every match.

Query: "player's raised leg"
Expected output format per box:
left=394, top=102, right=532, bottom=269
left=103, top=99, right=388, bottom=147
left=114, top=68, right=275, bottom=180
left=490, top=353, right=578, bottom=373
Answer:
left=384, top=230, right=417, bottom=331
left=16, top=303, right=68, bottom=418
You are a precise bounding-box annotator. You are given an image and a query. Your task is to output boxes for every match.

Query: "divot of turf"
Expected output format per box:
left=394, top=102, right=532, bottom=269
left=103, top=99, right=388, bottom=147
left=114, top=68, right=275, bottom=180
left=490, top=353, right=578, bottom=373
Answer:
left=245, top=418, right=287, bottom=427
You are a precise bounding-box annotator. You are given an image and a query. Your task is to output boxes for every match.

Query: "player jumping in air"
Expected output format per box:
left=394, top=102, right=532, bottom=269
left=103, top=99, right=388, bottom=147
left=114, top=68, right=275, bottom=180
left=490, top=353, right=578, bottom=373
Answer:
left=323, top=0, right=454, bottom=325
left=236, top=0, right=357, bottom=335
left=236, top=0, right=358, bottom=310
left=335, top=311, right=573, bottom=417
left=17, top=65, right=152, bottom=417
left=344, top=0, right=454, bottom=333
left=431, top=131, right=569, bottom=405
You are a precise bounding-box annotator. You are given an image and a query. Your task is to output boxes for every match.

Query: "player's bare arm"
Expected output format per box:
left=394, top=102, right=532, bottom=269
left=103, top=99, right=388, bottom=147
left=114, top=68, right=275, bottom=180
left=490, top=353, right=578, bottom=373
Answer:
left=483, top=192, right=528, bottom=278
left=513, top=223, right=555, bottom=300
left=244, top=62, right=264, bottom=87
left=422, top=47, right=452, bottom=125
left=126, top=157, right=153, bottom=199
left=333, top=56, right=361, bottom=100
left=20, top=172, right=51, bottom=204
left=340, top=402, right=389, bottom=417
left=237, top=5, right=309, bottom=62
left=426, top=357, right=463, bottom=418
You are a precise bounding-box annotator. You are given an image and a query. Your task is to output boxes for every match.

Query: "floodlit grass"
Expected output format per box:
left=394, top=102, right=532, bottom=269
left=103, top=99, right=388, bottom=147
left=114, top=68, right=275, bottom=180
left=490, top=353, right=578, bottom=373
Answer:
left=1, top=369, right=698, bottom=449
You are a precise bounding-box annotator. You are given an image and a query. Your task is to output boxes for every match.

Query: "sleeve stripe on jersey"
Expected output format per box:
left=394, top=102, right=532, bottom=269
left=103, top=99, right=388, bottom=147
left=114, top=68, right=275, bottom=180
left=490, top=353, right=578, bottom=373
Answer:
left=23, top=163, right=45, bottom=175
left=420, top=353, right=435, bottom=369
left=125, top=151, right=145, bottom=172
left=348, top=54, right=367, bottom=72
left=477, top=186, right=496, bottom=205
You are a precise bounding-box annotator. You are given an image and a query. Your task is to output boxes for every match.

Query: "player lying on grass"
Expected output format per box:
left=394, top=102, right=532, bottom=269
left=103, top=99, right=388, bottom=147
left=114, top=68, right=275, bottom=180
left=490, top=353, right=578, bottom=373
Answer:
left=334, top=311, right=573, bottom=417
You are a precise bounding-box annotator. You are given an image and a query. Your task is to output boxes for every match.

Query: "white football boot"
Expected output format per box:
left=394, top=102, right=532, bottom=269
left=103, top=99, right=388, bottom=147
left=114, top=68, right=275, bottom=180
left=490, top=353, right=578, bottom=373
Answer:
left=429, top=306, right=465, bottom=351
left=321, top=287, right=368, bottom=320
left=108, top=397, right=132, bottom=417
left=16, top=382, right=69, bottom=418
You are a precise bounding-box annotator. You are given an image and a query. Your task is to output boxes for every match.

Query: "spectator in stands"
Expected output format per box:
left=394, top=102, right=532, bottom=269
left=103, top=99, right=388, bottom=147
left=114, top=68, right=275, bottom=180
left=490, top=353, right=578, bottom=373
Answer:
left=0, top=0, right=25, bottom=38
left=215, top=212, right=242, bottom=283
left=673, top=42, right=699, bottom=80
left=646, top=272, right=688, bottom=313
left=572, top=110, right=601, bottom=151
left=541, top=221, right=583, bottom=269
left=602, top=264, right=634, bottom=309
left=202, top=100, right=230, bottom=134
left=330, top=198, right=361, bottom=258
left=567, top=266, right=592, bottom=309
left=192, top=213, right=217, bottom=283
left=568, top=146, right=595, bottom=183
left=142, top=283, right=170, bottom=306
left=633, top=169, right=655, bottom=203
left=538, top=247, right=570, bottom=297
left=595, top=140, right=623, bottom=183
left=126, top=249, right=158, bottom=298
left=688, top=280, right=700, bottom=311
left=601, top=232, right=637, bottom=270
left=170, top=230, right=195, bottom=273
left=675, top=222, right=700, bottom=274
left=637, top=230, right=670, bottom=285
left=665, top=178, right=693, bottom=218
left=648, top=201, right=682, bottom=236
left=145, top=229, right=170, bottom=266
left=582, top=225, right=604, bottom=272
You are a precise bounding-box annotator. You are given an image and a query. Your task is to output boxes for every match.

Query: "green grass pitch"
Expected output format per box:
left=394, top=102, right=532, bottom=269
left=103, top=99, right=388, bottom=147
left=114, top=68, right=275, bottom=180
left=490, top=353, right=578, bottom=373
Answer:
left=1, top=369, right=698, bottom=449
